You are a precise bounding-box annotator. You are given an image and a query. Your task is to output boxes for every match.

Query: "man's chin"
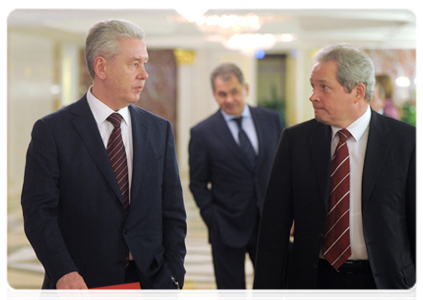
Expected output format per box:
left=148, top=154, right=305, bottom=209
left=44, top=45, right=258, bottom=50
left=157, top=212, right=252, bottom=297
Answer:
left=129, top=93, right=142, bottom=103
left=314, top=114, right=330, bottom=125
left=223, top=107, right=242, bottom=116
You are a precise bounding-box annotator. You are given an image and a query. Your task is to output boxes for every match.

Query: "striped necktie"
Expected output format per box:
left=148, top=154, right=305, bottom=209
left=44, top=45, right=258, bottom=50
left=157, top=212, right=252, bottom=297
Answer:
left=106, top=113, right=130, bottom=214
left=323, top=129, right=352, bottom=270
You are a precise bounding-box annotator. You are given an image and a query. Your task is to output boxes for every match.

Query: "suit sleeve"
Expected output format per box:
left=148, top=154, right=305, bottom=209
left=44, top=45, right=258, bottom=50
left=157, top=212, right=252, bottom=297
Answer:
left=273, top=110, right=284, bottom=138
left=21, top=119, right=78, bottom=286
left=161, top=121, right=187, bottom=288
left=188, top=127, right=215, bottom=229
left=406, top=142, right=416, bottom=265
left=254, top=128, right=294, bottom=289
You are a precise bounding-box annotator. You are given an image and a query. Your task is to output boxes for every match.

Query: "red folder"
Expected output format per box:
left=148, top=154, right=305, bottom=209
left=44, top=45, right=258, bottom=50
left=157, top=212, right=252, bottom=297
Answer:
left=90, top=282, right=144, bottom=300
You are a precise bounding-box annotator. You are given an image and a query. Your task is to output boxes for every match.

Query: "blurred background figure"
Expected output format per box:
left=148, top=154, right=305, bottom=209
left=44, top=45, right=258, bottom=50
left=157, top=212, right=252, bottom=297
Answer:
left=189, top=63, right=282, bottom=289
left=370, top=81, right=385, bottom=114
left=375, top=74, right=400, bottom=119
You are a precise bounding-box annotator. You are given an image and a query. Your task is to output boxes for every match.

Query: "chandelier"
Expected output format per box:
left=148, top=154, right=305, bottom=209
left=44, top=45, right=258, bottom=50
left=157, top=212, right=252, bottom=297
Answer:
left=175, top=9, right=295, bottom=53
left=194, top=13, right=261, bottom=35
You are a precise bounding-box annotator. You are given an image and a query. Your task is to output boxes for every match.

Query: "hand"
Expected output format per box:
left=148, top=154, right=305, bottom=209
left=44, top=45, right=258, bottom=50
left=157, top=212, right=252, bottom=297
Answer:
left=290, top=221, right=295, bottom=236
left=56, top=271, right=88, bottom=289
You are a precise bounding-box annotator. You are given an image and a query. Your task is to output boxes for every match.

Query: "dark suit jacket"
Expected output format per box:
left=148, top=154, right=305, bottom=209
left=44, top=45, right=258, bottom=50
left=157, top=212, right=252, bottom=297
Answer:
left=21, top=95, right=187, bottom=289
left=254, top=109, right=416, bottom=289
left=189, top=106, right=282, bottom=247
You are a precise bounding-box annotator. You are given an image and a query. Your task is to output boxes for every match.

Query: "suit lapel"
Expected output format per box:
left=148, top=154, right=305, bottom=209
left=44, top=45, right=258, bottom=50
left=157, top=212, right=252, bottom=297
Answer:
left=217, top=108, right=260, bottom=171
left=70, top=96, right=122, bottom=200
left=212, top=111, right=248, bottom=165
left=308, top=121, right=332, bottom=211
left=128, top=105, right=148, bottom=202
left=362, top=110, right=391, bottom=210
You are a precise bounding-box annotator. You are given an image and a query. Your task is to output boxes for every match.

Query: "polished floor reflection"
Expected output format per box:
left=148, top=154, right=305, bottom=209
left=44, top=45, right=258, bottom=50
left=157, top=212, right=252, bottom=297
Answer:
left=7, top=177, right=254, bottom=289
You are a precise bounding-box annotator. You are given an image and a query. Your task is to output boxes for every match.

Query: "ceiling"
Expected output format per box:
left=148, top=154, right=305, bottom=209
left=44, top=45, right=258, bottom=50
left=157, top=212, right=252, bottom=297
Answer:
left=7, top=8, right=416, bottom=53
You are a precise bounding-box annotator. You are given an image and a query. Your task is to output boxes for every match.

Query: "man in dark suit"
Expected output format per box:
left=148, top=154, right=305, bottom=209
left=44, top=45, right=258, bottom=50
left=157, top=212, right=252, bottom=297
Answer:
left=254, top=43, right=415, bottom=289
left=21, top=19, right=186, bottom=289
left=189, top=63, right=283, bottom=289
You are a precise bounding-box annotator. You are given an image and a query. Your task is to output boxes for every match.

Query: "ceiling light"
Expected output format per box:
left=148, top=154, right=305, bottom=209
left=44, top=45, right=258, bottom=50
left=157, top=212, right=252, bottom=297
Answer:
left=224, top=33, right=296, bottom=53
left=396, top=76, right=410, bottom=87
left=226, top=34, right=276, bottom=52
left=255, top=49, right=266, bottom=59
left=191, top=13, right=261, bottom=34
left=278, top=33, right=294, bottom=42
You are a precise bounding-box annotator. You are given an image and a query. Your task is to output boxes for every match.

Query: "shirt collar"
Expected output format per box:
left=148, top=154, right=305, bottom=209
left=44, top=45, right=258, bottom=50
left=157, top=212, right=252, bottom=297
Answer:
left=87, top=86, right=130, bottom=126
left=220, top=104, right=251, bottom=122
left=331, top=105, right=371, bottom=142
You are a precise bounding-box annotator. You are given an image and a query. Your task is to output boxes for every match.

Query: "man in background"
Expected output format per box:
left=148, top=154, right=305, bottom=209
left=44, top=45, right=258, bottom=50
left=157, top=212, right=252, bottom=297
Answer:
left=21, top=19, right=186, bottom=289
left=254, top=43, right=415, bottom=289
left=189, top=63, right=283, bottom=289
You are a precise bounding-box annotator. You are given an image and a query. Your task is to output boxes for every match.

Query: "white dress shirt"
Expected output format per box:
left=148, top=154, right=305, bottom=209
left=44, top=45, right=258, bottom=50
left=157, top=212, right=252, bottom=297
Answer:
left=220, top=105, right=259, bottom=155
left=330, top=105, right=371, bottom=260
left=86, top=87, right=133, bottom=200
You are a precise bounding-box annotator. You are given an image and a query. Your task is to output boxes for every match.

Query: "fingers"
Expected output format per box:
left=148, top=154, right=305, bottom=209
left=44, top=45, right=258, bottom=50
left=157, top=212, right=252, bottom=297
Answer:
left=56, top=272, right=91, bottom=300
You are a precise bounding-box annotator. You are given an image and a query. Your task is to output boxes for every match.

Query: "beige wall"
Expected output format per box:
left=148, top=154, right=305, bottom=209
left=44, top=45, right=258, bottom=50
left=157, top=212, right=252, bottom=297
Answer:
left=285, top=49, right=315, bottom=126
left=8, top=32, right=56, bottom=200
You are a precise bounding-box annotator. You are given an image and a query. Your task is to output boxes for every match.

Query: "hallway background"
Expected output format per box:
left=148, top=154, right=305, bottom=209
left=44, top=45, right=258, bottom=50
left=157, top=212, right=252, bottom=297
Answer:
left=6, top=7, right=416, bottom=291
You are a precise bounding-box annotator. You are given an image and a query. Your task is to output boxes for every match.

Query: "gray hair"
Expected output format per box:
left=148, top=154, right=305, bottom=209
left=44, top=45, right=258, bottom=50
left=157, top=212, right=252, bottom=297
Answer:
left=85, top=19, right=145, bottom=79
left=314, top=43, right=375, bottom=101
left=210, top=63, right=245, bottom=92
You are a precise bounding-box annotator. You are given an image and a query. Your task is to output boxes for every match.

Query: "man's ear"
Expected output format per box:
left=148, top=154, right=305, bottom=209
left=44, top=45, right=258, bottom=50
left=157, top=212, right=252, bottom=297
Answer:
left=355, top=82, right=366, bottom=101
left=93, top=56, right=107, bottom=80
left=244, top=83, right=250, bottom=97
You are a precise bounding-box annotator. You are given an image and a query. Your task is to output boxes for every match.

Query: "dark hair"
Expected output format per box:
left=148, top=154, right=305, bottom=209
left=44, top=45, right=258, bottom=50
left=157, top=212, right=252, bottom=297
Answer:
left=210, top=63, right=245, bottom=91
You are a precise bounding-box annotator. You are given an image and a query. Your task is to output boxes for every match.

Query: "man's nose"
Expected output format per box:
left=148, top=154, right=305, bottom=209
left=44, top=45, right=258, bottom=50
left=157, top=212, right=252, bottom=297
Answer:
left=309, top=90, right=318, bottom=102
left=138, top=66, right=149, bottom=80
left=225, top=95, right=235, bottom=104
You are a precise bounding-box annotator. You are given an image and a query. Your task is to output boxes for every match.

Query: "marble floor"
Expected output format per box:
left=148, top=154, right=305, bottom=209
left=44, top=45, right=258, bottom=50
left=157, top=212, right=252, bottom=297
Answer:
left=7, top=179, right=253, bottom=290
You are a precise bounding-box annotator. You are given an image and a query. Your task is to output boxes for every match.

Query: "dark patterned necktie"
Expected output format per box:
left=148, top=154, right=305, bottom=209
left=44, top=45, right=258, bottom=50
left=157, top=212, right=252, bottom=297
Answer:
left=107, top=113, right=130, bottom=268
left=106, top=113, right=130, bottom=214
left=323, top=129, right=352, bottom=270
left=233, top=117, right=256, bottom=170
